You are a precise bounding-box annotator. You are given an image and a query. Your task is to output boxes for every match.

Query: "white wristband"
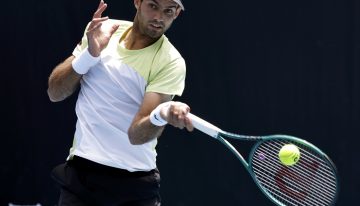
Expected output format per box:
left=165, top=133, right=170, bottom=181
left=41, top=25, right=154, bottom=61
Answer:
left=72, top=48, right=100, bottom=75
left=150, top=102, right=170, bottom=126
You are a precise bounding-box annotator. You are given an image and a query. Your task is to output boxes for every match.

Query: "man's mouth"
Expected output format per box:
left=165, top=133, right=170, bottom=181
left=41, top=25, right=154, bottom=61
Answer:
left=150, top=23, right=163, bottom=29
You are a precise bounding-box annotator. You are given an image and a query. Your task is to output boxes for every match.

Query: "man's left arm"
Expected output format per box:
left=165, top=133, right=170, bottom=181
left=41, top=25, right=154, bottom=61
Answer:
left=128, top=92, right=193, bottom=145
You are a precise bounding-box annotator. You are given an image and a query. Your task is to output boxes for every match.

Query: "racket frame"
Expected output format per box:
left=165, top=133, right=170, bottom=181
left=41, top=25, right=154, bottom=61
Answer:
left=188, top=113, right=340, bottom=206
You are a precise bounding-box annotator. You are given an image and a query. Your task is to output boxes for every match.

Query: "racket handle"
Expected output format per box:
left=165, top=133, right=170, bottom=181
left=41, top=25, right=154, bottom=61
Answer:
left=187, top=113, right=222, bottom=138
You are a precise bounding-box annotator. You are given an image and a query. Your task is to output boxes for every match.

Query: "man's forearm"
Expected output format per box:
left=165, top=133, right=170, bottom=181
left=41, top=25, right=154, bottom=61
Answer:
left=128, top=95, right=193, bottom=145
left=128, top=116, right=165, bottom=145
left=47, top=56, right=82, bottom=102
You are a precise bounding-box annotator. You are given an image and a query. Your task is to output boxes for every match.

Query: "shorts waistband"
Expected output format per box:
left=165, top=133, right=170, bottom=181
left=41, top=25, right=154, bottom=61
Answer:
left=69, top=155, right=157, bottom=178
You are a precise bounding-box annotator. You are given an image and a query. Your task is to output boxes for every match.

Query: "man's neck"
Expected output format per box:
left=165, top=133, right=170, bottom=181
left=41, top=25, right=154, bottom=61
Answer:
left=123, top=26, right=159, bottom=50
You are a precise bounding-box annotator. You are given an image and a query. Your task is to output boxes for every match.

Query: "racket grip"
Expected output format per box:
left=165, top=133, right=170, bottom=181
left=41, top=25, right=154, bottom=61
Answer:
left=187, top=113, right=222, bottom=138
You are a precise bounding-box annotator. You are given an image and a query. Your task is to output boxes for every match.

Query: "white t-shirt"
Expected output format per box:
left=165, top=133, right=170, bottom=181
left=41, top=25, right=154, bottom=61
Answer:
left=67, top=20, right=186, bottom=172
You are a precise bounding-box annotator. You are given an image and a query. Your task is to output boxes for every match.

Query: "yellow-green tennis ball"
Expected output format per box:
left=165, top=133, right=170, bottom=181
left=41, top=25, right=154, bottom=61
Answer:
left=278, top=144, right=300, bottom=166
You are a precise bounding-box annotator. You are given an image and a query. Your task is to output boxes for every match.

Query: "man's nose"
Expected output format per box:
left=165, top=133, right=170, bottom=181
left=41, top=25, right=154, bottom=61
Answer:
left=153, top=10, right=164, bottom=22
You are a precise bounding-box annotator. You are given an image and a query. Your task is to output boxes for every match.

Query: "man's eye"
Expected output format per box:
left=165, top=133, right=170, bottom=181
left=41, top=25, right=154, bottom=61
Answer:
left=165, top=9, right=174, bottom=15
left=149, top=4, right=157, bottom=9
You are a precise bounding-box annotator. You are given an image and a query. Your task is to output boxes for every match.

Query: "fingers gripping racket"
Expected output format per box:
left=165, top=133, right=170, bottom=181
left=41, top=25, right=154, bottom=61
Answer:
left=187, top=113, right=339, bottom=206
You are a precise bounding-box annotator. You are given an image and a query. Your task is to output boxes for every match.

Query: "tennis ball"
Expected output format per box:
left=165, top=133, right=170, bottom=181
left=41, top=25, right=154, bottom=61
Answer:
left=278, top=144, right=300, bottom=166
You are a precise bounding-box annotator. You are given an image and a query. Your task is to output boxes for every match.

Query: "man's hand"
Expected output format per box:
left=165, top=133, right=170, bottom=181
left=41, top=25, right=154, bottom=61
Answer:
left=86, top=0, right=120, bottom=57
left=128, top=94, right=193, bottom=145
left=160, top=101, right=194, bottom=132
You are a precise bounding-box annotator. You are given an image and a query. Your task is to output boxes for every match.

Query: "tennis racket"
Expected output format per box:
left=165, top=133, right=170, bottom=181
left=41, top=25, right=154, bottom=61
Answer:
left=187, top=113, right=339, bottom=206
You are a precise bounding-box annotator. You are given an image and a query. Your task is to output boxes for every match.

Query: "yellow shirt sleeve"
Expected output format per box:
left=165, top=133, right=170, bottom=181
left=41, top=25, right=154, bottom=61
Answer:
left=146, top=57, right=186, bottom=97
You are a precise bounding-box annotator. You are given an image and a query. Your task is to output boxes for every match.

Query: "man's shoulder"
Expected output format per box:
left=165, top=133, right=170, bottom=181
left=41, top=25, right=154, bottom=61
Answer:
left=150, top=36, right=185, bottom=75
left=103, top=19, right=133, bottom=40
left=107, top=19, right=133, bottom=29
left=108, top=19, right=133, bottom=25
left=159, top=36, right=183, bottom=60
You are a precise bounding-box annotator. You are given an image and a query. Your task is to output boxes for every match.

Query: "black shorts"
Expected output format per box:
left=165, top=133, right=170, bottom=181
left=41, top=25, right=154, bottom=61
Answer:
left=51, top=156, right=161, bottom=206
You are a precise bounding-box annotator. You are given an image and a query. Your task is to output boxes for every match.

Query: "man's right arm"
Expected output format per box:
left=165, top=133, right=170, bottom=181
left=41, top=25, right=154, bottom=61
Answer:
left=47, top=55, right=82, bottom=102
left=48, top=0, right=119, bottom=102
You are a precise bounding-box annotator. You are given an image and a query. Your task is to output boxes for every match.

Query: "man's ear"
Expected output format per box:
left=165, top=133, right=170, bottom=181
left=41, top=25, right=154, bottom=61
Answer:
left=173, top=8, right=182, bottom=20
left=134, top=0, right=141, bottom=9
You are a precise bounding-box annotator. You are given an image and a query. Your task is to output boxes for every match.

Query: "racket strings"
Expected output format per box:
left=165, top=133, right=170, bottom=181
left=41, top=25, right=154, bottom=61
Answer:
left=265, top=141, right=337, bottom=188
left=253, top=142, right=336, bottom=206
left=250, top=140, right=338, bottom=206
left=252, top=157, right=335, bottom=205
left=252, top=154, right=335, bottom=199
left=252, top=163, right=330, bottom=205
left=254, top=141, right=336, bottom=206
left=252, top=158, right=335, bottom=205
left=252, top=167, right=329, bottom=206
left=270, top=141, right=337, bottom=186
left=271, top=141, right=334, bottom=173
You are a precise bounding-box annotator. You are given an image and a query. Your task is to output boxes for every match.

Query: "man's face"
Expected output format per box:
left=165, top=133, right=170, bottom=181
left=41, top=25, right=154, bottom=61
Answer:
left=135, top=0, right=181, bottom=38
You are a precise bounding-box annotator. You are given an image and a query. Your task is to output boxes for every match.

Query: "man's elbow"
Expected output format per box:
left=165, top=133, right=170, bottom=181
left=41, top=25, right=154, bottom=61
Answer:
left=128, top=134, right=144, bottom=145
left=47, top=88, right=65, bottom=102
left=127, top=129, right=148, bottom=145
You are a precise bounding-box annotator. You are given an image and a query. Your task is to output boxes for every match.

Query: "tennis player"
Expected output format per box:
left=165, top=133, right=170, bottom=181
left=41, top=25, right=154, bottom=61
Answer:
left=47, top=0, right=192, bottom=205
